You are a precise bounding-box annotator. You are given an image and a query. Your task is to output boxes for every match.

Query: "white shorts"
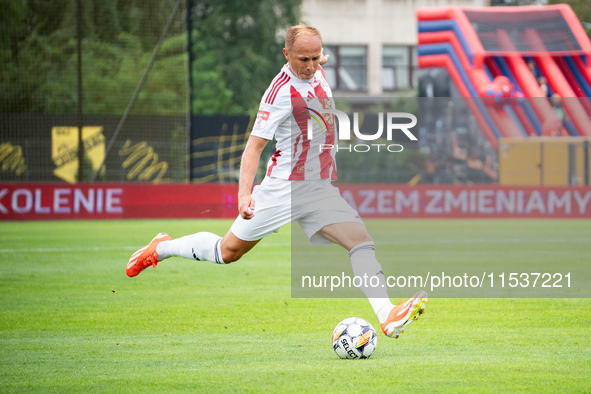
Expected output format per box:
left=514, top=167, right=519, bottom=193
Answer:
left=230, top=177, right=364, bottom=245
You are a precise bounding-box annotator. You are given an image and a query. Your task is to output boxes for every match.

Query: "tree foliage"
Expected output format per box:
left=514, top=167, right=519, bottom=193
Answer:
left=188, top=0, right=301, bottom=114
left=1, top=0, right=301, bottom=115
left=0, top=0, right=188, bottom=114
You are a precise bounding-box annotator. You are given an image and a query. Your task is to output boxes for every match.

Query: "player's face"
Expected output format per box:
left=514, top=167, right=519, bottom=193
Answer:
left=283, top=34, right=323, bottom=81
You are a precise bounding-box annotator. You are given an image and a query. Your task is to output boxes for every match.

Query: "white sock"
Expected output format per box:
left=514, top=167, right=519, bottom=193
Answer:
left=349, top=241, right=394, bottom=324
left=156, top=232, right=225, bottom=264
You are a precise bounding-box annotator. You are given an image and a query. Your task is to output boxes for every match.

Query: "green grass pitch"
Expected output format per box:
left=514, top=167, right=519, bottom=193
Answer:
left=0, top=219, right=590, bottom=393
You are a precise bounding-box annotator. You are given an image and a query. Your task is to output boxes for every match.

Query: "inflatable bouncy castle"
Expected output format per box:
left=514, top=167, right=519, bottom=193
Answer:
left=417, top=4, right=591, bottom=148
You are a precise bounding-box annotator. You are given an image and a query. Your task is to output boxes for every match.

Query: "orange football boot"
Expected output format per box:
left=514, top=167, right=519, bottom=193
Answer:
left=126, top=233, right=172, bottom=277
left=381, top=290, right=428, bottom=338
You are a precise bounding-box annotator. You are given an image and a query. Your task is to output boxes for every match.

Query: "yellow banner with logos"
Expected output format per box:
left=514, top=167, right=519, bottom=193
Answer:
left=51, top=126, right=105, bottom=183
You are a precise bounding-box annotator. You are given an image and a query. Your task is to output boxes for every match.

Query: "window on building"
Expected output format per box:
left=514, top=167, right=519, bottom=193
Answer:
left=382, top=45, right=417, bottom=91
left=323, top=45, right=367, bottom=91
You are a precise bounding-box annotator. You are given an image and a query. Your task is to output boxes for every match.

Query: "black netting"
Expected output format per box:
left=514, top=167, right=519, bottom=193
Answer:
left=464, top=9, right=582, bottom=54
left=0, top=0, right=188, bottom=183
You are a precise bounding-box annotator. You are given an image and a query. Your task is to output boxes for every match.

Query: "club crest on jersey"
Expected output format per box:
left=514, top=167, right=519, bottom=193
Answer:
left=254, top=110, right=270, bottom=130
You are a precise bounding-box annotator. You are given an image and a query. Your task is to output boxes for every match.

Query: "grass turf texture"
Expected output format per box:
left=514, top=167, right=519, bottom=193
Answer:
left=0, top=219, right=590, bottom=393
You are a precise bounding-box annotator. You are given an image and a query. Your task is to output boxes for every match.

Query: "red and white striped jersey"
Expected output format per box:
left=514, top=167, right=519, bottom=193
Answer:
left=251, top=63, right=337, bottom=181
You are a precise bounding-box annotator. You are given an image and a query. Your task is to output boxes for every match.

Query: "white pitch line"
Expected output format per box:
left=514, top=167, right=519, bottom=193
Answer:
left=0, top=246, right=142, bottom=254
left=1, top=238, right=588, bottom=254
left=0, top=243, right=293, bottom=254
left=374, top=238, right=591, bottom=246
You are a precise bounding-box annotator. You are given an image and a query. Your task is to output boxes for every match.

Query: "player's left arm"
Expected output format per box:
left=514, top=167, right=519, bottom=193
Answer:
left=238, top=135, right=268, bottom=220
left=319, top=47, right=330, bottom=66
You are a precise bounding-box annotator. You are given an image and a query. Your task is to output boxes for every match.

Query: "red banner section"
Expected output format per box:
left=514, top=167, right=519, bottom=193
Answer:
left=1, top=183, right=590, bottom=220
left=337, top=185, right=591, bottom=218
left=0, top=183, right=239, bottom=220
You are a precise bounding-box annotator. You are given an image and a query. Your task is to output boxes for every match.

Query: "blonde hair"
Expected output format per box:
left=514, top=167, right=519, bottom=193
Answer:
left=285, top=24, right=323, bottom=52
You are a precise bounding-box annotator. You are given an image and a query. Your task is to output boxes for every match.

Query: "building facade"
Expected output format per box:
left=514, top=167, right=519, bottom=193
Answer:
left=301, top=0, right=489, bottom=96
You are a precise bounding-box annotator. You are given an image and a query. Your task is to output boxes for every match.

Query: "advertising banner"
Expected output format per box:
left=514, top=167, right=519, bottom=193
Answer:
left=0, top=183, right=239, bottom=220
left=336, top=184, right=591, bottom=218
left=1, top=183, right=589, bottom=220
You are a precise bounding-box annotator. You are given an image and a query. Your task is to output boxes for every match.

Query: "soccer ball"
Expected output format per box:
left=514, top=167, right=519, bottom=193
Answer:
left=332, top=317, right=377, bottom=359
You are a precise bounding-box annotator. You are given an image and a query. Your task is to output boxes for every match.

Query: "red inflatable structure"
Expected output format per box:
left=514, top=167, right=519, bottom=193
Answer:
left=417, top=4, right=591, bottom=148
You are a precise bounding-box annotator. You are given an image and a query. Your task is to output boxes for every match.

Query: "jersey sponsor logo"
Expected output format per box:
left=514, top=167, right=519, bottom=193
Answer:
left=254, top=110, right=270, bottom=130
left=304, top=106, right=329, bottom=135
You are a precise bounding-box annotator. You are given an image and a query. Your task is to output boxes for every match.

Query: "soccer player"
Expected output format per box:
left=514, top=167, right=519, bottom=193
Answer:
left=127, top=24, right=427, bottom=339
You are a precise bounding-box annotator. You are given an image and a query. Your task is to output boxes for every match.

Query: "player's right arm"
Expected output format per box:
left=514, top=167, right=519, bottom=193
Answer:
left=239, top=70, right=291, bottom=219
left=238, top=135, right=268, bottom=220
